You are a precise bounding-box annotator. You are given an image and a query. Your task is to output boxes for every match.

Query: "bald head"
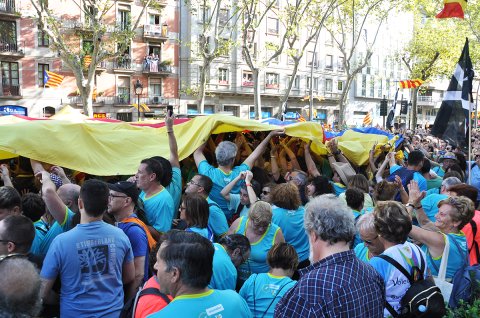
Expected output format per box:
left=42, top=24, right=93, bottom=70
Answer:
left=0, top=257, right=42, bottom=317
left=57, top=184, right=81, bottom=213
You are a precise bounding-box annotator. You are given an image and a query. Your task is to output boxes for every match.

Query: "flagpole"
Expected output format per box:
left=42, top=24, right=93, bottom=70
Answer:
left=469, top=89, right=473, bottom=185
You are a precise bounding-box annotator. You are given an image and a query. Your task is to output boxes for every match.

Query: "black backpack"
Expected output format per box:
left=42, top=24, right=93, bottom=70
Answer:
left=378, top=247, right=446, bottom=318
left=120, top=287, right=170, bottom=318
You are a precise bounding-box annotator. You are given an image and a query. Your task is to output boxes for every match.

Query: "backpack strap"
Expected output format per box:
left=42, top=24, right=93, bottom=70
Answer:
left=378, top=254, right=415, bottom=284
left=469, top=220, right=480, bottom=263
left=131, top=287, right=170, bottom=318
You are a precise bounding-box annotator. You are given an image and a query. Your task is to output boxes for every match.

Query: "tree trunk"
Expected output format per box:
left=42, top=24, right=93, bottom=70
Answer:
left=279, top=62, right=300, bottom=118
left=197, top=61, right=210, bottom=114
left=253, top=68, right=262, bottom=120
left=338, top=76, right=353, bottom=128
left=411, top=87, right=419, bottom=129
left=81, top=85, right=94, bottom=117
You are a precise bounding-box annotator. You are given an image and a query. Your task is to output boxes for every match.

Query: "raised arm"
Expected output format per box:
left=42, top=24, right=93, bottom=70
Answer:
left=36, top=170, right=67, bottom=224
left=368, top=141, right=378, bottom=174
left=50, top=166, right=71, bottom=185
left=269, top=141, right=281, bottom=181
left=220, top=172, right=245, bottom=202
left=165, top=112, right=180, bottom=168
left=409, top=226, right=445, bottom=258
left=407, top=180, right=438, bottom=231
left=193, top=141, right=207, bottom=167
left=244, top=171, right=258, bottom=203
left=304, top=141, right=321, bottom=177
left=375, top=153, right=391, bottom=183
left=280, top=138, right=301, bottom=171
left=243, top=129, right=284, bottom=168
left=0, top=164, right=13, bottom=188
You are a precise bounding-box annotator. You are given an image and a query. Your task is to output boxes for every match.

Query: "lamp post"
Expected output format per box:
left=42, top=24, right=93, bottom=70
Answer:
left=134, top=79, right=143, bottom=122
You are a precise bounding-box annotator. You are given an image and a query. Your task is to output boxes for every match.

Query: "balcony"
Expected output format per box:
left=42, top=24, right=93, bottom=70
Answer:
left=143, top=24, right=168, bottom=43
left=113, top=58, right=135, bottom=73
left=265, top=83, right=279, bottom=89
left=115, top=94, right=131, bottom=105
left=142, top=62, right=172, bottom=77
left=417, top=96, right=436, bottom=106
left=0, top=0, right=19, bottom=19
left=0, top=39, right=24, bottom=58
left=1, top=84, right=20, bottom=98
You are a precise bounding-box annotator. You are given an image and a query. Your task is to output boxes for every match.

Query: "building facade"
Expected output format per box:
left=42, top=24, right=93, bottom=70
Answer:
left=0, top=0, right=178, bottom=120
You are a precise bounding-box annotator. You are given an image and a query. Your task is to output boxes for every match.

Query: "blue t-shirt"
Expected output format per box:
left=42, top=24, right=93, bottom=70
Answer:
left=271, top=205, right=309, bottom=262
left=239, top=273, right=296, bottom=318
left=228, top=193, right=250, bottom=218
left=468, top=164, right=480, bottom=201
left=330, top=181, right=346, bottom=196
left=390, top=165, right=427, bottom=192
left=31, top=207, right=75, bottom=257
left=370, top=242, right=428, bottom=317
left=166, top=167, right=182, bottom=214
left=423, top=232, right=468, bottom=279
left=41, top=221, right=134, bottom=318
left=186, top=227, right=214, bottom=242
left=421, top=193, right=448, bottom=222
left=198, top=160, right=250, bottom=220
left=118, top=215, right=149, bottom=282
left=207, top=198, right=229, bottom=237
left=432, top=166, right=445, bottom=178
left=234, top=217, right=281, bottom=282
left=147, top=289, right=252, bottom=318
left=209, top=243, right=237, bottom=290
left=140, top=188, right=174, bottom=233
left=354, top=243, right=371, bottom=263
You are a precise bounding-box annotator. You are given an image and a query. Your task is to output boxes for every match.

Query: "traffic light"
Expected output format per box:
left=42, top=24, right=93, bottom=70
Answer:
left=400, top=100, right=408, bottom=115
left=380, top=97, right=388, bottom=116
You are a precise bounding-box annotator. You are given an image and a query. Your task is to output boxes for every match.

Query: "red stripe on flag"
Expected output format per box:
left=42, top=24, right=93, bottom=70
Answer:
left=436, top=2, right=464, bottom=19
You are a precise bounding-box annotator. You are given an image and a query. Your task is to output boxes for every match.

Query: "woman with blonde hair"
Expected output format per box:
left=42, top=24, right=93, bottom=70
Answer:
left=228, top=201, right=285, bottom=288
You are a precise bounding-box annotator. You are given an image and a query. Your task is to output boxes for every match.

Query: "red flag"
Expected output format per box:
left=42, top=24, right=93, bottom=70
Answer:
left=436, top=0, right=466, bottom=19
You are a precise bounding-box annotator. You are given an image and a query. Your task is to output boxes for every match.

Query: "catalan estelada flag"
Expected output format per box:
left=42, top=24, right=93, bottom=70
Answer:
left=399, top=79, right=424, bottom=89
left=43, top=71, right=64, bottom=88
left=84, top=55, right=92, bottom=67
left=436, top=0, right=466, bottom=19
left=296, top=112, right=307, bottom=122
left=363, top=112, right=372, bottom=126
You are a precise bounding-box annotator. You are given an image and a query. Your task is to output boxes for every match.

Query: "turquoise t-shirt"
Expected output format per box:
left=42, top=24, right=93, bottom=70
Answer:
left=186, top=227, right=213, bottom=242
left=370, top=242, right=428, bottom=317
left=234, top=217, right=281, bottom=282
left=209, top=243, right=237, bottom=290
left=228, top=193, right=250, bottom=218
left=31, top=207, right=75, bottom=257
left=421, top=193, right=448, bottom=222
left=271, top=205, right=309, bottom=262
left=390, top=165, right=427, bottom=192
left=426, top=187, right=441, bottom=196
left=354, top=243, right=371, bottom=263
left=207, top=198, right=229, bottom=237
left=166, top=167, right=182, bottom=215
left=147, top=289, right=252, bottom=318
left=330, top=181, right=346, bottom=196
left=427, top=176, right=443, bottom=190
left=432, top=166, right=445, bottom=178
left=423, top=232, right=468, bottom=279
left=239, top=273, right=296, bottom=318
left=198, top=160, right=250, bottom=220
left=140, top=188, right=174, bottom=233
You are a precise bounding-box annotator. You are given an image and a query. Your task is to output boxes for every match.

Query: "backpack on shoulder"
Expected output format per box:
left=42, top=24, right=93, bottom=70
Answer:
left=378, top=247, right=446, bottom=318
left=120, top=287, right=170, bottom=318
left=448, top=235, right=480, bottom=308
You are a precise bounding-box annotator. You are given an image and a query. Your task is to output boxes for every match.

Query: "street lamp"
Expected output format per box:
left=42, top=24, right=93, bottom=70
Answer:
left=134, top=79, right=143, bottom=121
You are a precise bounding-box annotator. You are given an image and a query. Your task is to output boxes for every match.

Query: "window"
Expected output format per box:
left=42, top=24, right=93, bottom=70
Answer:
left=38, top=63, right=49, bottom=87
left=148, top=45, right=161, bottom=56
left=370, top=78, right=374, bottom=97
left=306, top=51, right=317, bottom=68
left=117, top=76, right=130, bottom=104
left=218, top=68, right=228, bottom=85
left=242, top=71, right=253, bottom=86
left=361, top=74, right=367, bottom=96
left=1, top=62, right=19, bottom=96
left=85, top=5, right=95, bottom=27
left=288, top=75, right=299, bottom=89
left=149, top=14, right=161, bottom=25
left=377, top=79, right=383, bottom=97
left=325, top=55, right=333, bottom=70
left=267, top=17, right=279, bottom=34
left=0, top=21, right=17, bottom=50
left=325, top=79, right=332, bottom=92
left=198, top=35, right=210, bottom=54
left=119, top=10, right=131, bottom=31
left=199, top=6, right=210, bottom=24
left=266, top=73, right=279, bottom=88
left=224, top=105, right=239, bottom=116
left=337, top=80, right=344, bottom=91
left=149, top=78, right=161, bottom=99
left=187, top=104, right=198, bottom=114
left=37, top=28, right=49, bottom=47
left=82, top=40, right=94, bottom=55
left=204, top=105, right=214, bottom=114
left=219, top=8, right=229, bottom=26
left=338, top=57, right=345, bottom=71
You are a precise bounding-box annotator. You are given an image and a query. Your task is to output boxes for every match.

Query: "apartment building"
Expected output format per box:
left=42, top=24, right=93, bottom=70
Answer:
left=0, top=0, right=178, bottom=120
left=178, top=1, right=347, bottom=123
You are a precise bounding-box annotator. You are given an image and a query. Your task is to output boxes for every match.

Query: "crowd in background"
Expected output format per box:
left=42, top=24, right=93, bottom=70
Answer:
left=0, top=115, right=479, bottom=317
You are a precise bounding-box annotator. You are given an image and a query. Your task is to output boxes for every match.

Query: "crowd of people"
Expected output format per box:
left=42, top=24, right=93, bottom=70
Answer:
left=0, top=114, right=479, bottom=318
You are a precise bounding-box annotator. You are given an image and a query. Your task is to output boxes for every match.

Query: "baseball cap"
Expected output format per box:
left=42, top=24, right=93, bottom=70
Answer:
left=108, top=181, right=140, bottom=202
left=439, top=152, right=457, bottom=163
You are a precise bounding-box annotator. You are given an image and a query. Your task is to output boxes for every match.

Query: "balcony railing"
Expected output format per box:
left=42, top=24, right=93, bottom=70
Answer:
left=115, top=94, right=130, bottom=105
left=113, top=58, right=135, bottom=71
left=2, top=84, right=20, bottom=96
left=142, top=62, right=172, bottom=75
left=418, top=96, right=433, bottom=102
left=0, top=39, right=23, bottom=54
left=0, top=0, right=16, bottom=14
left=144, top=24, right=168, bottom=39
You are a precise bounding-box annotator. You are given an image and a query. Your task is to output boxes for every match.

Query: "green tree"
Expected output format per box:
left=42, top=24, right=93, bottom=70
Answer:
left=31, top=0, right=159, bottom=117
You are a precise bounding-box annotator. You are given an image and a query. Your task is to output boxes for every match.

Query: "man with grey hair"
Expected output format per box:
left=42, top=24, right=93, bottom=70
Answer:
left=0, top=256, right=42, bottom=317
left=194, top=129, right=283, bottom=220
left=275, top=194, right=385, bottom=317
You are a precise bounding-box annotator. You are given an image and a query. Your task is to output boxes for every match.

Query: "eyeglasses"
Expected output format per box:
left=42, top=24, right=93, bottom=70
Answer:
left=187, top=180, right=201, bottom=187
left=109, top=194, right=128, bottom=200
left=363, top=235, right=379, bottom=245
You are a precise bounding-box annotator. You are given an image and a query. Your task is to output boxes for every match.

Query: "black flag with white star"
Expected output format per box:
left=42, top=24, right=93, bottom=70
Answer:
left=431, top=38, right=474, bottom=149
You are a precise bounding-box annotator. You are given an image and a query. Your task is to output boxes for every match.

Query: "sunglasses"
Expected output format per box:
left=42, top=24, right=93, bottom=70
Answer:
left=363, top=235, right=379, bottom=245
left=262, top=190, right=270, bottom=195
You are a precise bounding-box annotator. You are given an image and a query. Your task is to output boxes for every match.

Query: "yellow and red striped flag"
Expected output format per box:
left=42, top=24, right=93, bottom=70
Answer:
left=436, top=0, right=466, bottom=19
left=84, top=55, right=92, bottom=68
left=363, top=112, right=372, bottom=126
left=297, top=112, right=307, bottom=122
left=43, top=70, right=64, bottom=88
left=399, top=79, right=424, bottom=89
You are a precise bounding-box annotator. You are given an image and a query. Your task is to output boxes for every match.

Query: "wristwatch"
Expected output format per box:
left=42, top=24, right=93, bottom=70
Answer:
left=405, top=203, right=416, bottom=209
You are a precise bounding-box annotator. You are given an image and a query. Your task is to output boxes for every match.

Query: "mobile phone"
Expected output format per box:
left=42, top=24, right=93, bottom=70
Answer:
left=167, top=105, right=173, bottom=117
